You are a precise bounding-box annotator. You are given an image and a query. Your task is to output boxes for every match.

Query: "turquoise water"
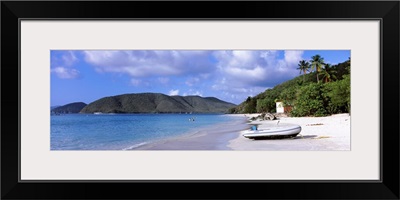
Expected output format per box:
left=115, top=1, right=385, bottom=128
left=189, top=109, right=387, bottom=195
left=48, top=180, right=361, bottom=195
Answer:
left=51, top=114, right=240, bottom=150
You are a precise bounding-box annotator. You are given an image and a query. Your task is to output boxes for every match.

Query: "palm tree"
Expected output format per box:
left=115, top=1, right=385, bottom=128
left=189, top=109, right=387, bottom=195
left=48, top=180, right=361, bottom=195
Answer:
left=310, top=54, right=325, bottom=83
left=319, top=63, right=337, bottom=83
left=297, top=60, right=310, bottom=82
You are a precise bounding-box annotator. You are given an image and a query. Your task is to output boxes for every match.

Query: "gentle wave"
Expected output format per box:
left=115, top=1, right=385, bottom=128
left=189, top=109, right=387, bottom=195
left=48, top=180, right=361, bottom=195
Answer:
left=122, top=142, right=148, bottom=150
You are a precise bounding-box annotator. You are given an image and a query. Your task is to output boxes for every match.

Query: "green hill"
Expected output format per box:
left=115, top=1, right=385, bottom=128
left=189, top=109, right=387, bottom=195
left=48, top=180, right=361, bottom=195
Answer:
left=80, top=93, right=236, bottom=114
left=229, top=59, right=351, bottom=117
left=51, top=102, right=87, bottom=114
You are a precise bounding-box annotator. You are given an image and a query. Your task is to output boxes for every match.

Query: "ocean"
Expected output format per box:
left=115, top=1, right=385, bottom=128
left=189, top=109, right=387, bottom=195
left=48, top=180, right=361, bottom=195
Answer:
left=50, top=113, right=243, bottom=150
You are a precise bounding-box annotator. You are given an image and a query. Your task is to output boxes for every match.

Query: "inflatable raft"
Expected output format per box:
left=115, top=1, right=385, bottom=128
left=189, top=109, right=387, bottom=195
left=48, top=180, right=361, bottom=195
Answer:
left=242, top=124, right=301, bottom=139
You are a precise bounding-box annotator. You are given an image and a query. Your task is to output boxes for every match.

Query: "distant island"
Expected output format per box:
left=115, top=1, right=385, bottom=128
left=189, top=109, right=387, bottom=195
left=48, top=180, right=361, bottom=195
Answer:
left=77, top=93, right=236, bottom=114
left=51, top=102, right=87, bottom=114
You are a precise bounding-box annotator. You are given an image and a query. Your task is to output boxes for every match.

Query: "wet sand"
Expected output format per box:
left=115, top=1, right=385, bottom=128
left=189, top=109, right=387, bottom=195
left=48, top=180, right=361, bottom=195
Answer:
left=134, top=115, right=250, bottom=150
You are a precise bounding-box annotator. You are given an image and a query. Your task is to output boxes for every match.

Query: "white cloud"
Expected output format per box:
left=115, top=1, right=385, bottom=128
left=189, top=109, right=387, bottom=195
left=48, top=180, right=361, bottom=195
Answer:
left=284, top=50, right=304, bottom=64
left=83, top=50, right=214, bottom=78
left=81, top=50, right=303, bottom=88
left=62, top=51, right=78, bottom=66
left=51, top=51, right=80, bottom=79
left=79, top=50, right=305, bottom=104
left=51, top=67, right=80, bottom=79
left=223, top=65, right=267, bottom=82
left=168, top=89, right=179, bottom=96
left=213, top=50, right=302, bottom=87
left=213, top=50, right=259, bottom=70
left=275, top=50, right=304, bottom=76
left=210, top=50, right=304, bottom=103
left=183, top=89, right=203, bottom=96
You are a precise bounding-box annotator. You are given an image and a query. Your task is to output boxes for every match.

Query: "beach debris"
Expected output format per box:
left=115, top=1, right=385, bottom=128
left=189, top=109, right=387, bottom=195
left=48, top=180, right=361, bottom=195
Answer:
left=274, top=113, right=288, bottom=118
left=250, top=116, right=257, bottom=121
left=248, top=113, right=276, bottom=121
left=263, top=113, right=276, bottom=120
left=306, top=123, right=324, bottom=126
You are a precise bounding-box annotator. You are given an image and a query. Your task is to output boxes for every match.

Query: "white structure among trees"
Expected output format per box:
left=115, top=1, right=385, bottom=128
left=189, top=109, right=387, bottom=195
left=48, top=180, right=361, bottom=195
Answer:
left=276, top=101, right=284, bottom=113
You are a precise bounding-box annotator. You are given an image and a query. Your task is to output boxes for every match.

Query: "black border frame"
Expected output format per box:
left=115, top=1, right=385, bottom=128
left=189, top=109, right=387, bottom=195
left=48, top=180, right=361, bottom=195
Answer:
left=2, top=1, right=399, bottom=199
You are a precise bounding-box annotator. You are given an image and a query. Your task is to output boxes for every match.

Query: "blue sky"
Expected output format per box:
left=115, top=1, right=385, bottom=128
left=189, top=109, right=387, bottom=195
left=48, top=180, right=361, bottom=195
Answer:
left=51, top=50, right=350, bottom=106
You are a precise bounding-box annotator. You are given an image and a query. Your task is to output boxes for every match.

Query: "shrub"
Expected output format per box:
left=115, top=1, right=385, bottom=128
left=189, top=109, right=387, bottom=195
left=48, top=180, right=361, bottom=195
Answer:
left=244, top=97, right=257, bottom=113
left=291, top=83, right=328, bottom=117
left=323, top=74, right=350, bottom=113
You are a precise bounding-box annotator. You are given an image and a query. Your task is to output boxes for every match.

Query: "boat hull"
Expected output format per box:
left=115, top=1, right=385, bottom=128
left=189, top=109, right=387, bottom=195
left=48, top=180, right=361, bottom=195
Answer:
left=242, top=125, right=301, bottom=139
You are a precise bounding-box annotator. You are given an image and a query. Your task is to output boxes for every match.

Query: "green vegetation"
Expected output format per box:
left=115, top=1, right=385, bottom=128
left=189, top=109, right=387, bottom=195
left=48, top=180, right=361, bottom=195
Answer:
left=290, top=83, right=327, bottom=117
left=324, top=74, right=351, bottom=115
left=51, top=102, right=87, bottom=114
left=229, top=56, right=350, bottom=117
left=80, top=93, right=236, bottom=114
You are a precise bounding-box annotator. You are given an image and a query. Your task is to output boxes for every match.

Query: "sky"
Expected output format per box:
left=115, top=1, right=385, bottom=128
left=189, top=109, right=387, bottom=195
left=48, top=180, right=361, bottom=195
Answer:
left=51, top=50, right=350, bottom=106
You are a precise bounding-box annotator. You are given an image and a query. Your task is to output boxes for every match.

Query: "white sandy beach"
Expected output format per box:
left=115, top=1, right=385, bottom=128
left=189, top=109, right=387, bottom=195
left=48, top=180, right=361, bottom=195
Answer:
left=135, top=113, right=350, bottom=151
left=229, top=113, right=350, bottom=151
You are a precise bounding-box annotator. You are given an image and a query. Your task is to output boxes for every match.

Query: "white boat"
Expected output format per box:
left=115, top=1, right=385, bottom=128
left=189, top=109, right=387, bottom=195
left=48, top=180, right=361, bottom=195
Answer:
left=242, top=124, right=301, bottom=139
left=93, top=112, right=103, bottom=115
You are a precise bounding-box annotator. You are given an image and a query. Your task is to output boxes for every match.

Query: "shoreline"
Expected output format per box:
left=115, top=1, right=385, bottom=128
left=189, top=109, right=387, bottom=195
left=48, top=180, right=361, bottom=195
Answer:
left=133, top=115, right=250, bottom=150
left=133, top=113, right=351, bottom=151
